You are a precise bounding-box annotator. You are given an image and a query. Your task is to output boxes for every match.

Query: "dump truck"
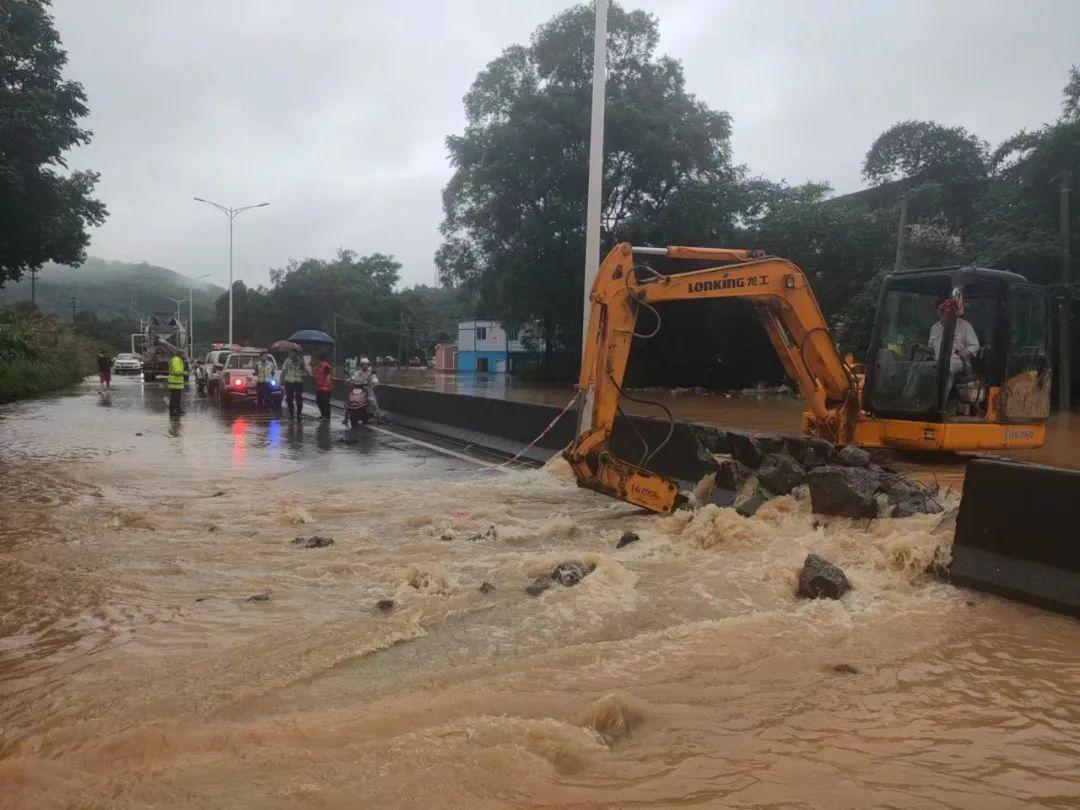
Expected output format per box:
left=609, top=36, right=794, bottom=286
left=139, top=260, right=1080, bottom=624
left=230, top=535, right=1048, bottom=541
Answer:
left=135, top=313, right=189, bottom=383
left=566, top=243, right=1052, bottom=514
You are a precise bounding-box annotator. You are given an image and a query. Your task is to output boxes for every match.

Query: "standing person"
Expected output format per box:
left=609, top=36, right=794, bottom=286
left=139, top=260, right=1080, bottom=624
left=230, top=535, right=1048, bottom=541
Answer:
left=315, top=352, right=334, bottom=420
left=255, top=350, right=275, bottom=411
left=281, top=347, right=305, bottom=420
left=96, top=350, right=113, bottom=392
left=167, top=349, right=185, bottom=417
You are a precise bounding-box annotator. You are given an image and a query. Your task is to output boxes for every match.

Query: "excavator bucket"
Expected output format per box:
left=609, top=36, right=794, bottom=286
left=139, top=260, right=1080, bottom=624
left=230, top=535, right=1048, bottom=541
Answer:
left=951, top=458, right=1080, bottom=617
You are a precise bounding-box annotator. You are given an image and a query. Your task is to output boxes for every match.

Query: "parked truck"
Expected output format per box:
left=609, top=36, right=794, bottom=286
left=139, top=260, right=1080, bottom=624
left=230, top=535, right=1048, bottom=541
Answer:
left=133, top=313, right=189, bottom=382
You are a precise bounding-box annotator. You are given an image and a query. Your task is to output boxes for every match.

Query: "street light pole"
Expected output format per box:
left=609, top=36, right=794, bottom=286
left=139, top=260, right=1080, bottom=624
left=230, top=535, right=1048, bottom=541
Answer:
left=581, top=0, right=608, bottom=354
left=187, top=273, right=210, bottom=359
left=193, top=197, right=269, bottom=346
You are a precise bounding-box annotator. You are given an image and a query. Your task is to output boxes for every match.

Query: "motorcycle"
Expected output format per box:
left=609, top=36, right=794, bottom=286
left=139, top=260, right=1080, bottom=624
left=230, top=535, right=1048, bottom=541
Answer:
left=346, top=385, right=372, bottom=427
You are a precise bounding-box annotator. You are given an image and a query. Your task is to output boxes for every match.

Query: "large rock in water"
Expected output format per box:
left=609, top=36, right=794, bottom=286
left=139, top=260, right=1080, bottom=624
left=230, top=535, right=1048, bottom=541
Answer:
left=807, top=465, right=881, bottom=518
left=802, top=438, right=836, bottom=468
left=796, top=553, right=851, bottom=599
left=836, top=445, right=871, bottom=468
left=758, top=454, right=807, bottom=496
left=734, top=477, right=771, bottom=517
left=726, top=430, right=763, bottom=468
left=553, top=561, right=595, bottom=586
left=886, top=478, right=944, bottom=518
left=716, top=458, right=754, bottom=491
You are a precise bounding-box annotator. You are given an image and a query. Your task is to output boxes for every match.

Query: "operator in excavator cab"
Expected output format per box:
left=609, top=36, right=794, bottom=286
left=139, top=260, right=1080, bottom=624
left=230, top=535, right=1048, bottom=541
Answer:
left=928, top=297, right=979, bottom=403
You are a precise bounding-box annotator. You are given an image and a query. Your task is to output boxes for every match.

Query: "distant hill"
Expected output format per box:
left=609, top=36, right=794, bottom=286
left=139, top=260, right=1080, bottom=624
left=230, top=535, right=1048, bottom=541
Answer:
left=0, top=258, right=225, bottom=321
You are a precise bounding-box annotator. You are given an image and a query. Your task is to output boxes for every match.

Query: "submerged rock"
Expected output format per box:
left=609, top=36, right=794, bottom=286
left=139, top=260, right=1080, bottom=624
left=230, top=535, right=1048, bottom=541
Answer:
left=525, top=577, right=554, bottom=596
left=807, top=465, right=881, bottom=518
left=885, top=478, right=944, bottom=518
left=479, top=581, right=496, bottom=594
left=796, top=553, right=851, bottom=600
left=734, top=477, right=771, bottom=517
left=246, top=592, right=271, bottom=603
left=292, top=535, right=334, bottom=548
left=552, top=561, right=595, bottom=587
left=616, top=531, right=640, bottom=549
left=375, top=599, right=395, bottom=612
left=466, top=525, right=498, bottom=542
left=831, top=663, right=859, bottom=675
left=527, top=560, right=596, bottom=595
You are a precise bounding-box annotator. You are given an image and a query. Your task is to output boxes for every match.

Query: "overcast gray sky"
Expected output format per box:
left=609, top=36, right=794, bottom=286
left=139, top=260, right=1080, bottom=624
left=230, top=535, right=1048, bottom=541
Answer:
left=51, top=0, right=1079, bottom=289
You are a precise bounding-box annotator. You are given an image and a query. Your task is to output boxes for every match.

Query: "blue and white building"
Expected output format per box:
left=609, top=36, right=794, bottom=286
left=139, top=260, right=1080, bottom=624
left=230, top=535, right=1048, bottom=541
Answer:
left=455, top=319, right=541, bottom=373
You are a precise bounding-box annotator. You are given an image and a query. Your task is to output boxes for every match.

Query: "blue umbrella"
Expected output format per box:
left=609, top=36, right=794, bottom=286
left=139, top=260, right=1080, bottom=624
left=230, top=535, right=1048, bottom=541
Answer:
left=288, top=329, right=335, bottom=345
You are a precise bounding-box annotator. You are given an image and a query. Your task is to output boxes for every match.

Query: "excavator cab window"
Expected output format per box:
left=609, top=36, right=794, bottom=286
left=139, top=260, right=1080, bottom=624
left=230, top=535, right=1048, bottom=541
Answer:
left=866, top=286, right=946, bottom=419
left=1000, top=284, right=1052, bottom=421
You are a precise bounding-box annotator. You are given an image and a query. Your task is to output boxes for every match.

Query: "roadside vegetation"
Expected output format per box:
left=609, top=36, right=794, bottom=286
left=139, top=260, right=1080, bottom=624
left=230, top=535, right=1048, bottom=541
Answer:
left=0, top=305, right=100, bottom=404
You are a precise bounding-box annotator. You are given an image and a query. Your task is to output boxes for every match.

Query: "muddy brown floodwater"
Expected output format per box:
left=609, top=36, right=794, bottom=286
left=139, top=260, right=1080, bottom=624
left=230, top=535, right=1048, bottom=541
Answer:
left=2, top=376, right=1079, bottom=808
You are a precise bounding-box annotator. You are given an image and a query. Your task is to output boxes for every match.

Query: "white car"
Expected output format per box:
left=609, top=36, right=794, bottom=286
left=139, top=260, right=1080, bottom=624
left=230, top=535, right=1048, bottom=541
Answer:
left=195, top=349, right=232, bottom=395
left=112, top=352, right=143, bottom=375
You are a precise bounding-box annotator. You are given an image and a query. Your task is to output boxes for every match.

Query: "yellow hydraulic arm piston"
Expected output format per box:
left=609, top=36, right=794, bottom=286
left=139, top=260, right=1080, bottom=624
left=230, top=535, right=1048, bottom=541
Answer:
left=564, top=243, right=859, bottom=515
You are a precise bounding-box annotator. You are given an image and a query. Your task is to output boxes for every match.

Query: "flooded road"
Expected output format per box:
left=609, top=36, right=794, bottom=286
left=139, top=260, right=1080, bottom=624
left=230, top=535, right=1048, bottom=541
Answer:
left=2, top=377, right=1079, bottom=808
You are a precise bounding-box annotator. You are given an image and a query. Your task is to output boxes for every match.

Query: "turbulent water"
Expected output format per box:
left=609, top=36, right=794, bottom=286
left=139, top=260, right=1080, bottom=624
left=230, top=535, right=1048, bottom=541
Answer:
left=1, top=380, right=1079, bottom=808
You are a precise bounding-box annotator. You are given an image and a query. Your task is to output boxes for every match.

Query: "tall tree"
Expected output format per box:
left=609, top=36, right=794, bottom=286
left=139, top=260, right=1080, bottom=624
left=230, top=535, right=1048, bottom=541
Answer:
left=0, top=0, right=106, bottom=287
left=436, top=3, right=739, bottom=358
left=863, top=120, right=988, bottom=236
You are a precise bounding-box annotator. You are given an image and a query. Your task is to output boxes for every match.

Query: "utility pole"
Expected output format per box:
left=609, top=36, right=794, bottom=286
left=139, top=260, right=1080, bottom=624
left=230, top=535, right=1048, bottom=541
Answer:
left=69, top=295, right=77, bottom=321
left=193, top=197, right=270, bottom=345
left=581, top=0, right=609, bottom=354
left=894, top=192, right=910, bottom=273
left=31, top=269, right=38, bottom=305
left=1060, top=169, right=1073, bottom=411
left=187, top=273, right=210, bottom=358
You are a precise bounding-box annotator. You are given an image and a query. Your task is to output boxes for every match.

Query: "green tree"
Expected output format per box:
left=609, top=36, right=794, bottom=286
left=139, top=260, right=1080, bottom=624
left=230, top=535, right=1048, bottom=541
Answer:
left=437, top=2, right=739, bottom=359
left=1064, top=64, right=1080, bottom=121
left=863, top=120, right=988, bottom=236
left=0, top=0, right=107, bottom=286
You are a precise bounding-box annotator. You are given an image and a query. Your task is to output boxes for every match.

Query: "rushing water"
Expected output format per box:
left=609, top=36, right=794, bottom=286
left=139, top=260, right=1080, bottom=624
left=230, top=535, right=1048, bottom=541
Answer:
left=1, top=377, right=1079, bottom=808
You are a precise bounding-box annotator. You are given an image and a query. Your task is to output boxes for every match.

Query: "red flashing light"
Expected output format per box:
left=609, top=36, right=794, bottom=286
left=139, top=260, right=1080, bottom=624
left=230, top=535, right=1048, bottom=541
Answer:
left=234, top=377, right=246, bottom=388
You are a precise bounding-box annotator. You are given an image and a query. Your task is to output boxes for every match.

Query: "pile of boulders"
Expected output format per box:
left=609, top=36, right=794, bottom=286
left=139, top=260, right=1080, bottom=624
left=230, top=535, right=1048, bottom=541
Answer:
left=691, top=427, right=943, bottom=519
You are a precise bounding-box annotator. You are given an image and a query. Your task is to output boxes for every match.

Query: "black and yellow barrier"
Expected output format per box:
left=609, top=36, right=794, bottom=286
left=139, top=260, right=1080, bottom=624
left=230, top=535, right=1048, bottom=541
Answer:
left=952, top=458, right=1079, bottom=618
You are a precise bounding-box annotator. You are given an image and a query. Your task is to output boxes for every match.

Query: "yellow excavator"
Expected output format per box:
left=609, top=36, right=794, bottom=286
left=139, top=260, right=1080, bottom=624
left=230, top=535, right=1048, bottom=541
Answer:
left=565, top=243, right=1053, bottom=514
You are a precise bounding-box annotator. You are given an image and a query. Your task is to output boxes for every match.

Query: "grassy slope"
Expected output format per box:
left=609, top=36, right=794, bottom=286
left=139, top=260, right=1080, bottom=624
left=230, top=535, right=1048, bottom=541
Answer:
left=0, top=308, right=102, bottom=404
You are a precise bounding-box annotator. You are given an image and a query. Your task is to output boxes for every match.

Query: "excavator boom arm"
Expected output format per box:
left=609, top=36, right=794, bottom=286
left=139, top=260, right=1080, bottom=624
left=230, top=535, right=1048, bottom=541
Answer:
left=566, top=243, right=856, bottom=514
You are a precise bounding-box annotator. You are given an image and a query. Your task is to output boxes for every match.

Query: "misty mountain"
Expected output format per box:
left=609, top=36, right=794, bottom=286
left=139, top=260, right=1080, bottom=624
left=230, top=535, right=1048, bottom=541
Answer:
left=0, top=258, right=225, bottom=321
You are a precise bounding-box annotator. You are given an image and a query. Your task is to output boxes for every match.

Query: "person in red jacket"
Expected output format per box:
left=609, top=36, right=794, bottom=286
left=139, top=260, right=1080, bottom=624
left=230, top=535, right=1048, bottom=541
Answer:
left=315, top=352, right=334, bottom=420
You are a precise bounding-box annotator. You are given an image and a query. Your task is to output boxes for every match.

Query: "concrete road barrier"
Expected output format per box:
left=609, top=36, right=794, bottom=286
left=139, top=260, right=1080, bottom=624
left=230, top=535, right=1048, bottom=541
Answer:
left=323, top=380, right=715, bottom=484
left=951, top=458, right=1079, bottom=618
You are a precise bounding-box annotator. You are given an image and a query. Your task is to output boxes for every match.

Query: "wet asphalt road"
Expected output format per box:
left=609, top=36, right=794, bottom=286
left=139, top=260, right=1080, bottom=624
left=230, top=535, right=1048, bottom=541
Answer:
left=0, top=374, right=485, bottom=485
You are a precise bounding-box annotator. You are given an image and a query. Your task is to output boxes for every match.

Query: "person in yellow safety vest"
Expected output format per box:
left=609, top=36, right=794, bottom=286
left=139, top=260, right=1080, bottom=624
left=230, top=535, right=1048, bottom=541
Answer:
left=167, top=349, right=186, bottom=417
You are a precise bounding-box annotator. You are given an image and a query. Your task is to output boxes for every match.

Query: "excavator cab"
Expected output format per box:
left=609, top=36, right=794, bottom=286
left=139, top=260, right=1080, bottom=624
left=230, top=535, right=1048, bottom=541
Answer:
left=864, top=267, right=1052, bottom=425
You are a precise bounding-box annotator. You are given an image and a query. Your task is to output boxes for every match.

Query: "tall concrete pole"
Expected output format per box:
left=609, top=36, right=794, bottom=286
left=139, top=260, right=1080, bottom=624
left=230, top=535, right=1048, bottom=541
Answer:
left=894, top=192, right=909, bottom=273
left=1060, top=169, right=1072, bottom=411
left=581, top=0, right=608, bottom=353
